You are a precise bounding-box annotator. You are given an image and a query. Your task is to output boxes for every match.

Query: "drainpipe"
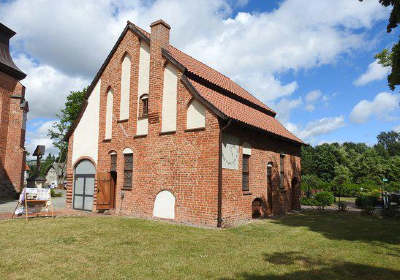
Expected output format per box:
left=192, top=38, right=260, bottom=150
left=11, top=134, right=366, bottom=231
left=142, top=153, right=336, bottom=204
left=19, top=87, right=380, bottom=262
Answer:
left=217, top=119, right=232, bottom=228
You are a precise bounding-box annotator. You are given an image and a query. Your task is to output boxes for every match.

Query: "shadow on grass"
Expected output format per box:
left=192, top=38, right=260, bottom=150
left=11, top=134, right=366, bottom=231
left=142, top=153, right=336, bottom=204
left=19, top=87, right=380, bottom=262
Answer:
left=222, top=251, right=400, bottom=280
left=270, top=211, right=400, bottom=245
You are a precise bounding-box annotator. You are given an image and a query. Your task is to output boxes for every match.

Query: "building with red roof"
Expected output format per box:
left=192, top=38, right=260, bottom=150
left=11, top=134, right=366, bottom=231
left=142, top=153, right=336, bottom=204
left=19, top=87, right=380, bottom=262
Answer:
left=65, top=20, right=303, bottom=227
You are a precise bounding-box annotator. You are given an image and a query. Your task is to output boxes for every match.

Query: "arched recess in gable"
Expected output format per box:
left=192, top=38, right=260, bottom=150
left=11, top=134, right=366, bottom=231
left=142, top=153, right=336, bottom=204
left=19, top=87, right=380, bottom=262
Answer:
left=187, top=98, right=206, bottom=129
left=120, top=53, right=131, bottom=120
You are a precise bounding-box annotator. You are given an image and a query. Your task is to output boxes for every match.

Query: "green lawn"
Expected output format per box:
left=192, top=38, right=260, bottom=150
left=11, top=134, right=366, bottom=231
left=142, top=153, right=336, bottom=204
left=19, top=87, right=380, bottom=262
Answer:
left=1, top=212, right=399, bottom=280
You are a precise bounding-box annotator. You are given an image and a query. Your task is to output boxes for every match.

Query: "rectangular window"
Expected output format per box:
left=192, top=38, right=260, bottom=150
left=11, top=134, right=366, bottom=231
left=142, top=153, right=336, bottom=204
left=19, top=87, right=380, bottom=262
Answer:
left=123, top=154, right=133, bottom=188
left=242, top=155, right=250, bottom=191
left=280, top=155, right=284, bottom=189
left=110, top=154, right=117, bottom=172
left=142, top=98, right=148, bottom=115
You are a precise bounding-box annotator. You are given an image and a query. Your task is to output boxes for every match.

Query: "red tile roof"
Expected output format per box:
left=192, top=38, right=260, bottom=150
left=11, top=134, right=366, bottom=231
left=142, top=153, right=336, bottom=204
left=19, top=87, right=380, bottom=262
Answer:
left=188, top=79, right=303, bottom=144
left=167, top=46, right=275, bottom=115
left=133, top=24, right=302, bottom=144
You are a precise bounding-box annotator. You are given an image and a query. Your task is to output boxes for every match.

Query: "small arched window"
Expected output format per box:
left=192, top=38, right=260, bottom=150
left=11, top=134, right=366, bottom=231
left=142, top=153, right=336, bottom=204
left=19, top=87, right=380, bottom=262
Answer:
left=109, top=151, right=117, bottom=172
left=123, top=148, right=133, bottom=189
left=139, top=94, right=149, bottom=117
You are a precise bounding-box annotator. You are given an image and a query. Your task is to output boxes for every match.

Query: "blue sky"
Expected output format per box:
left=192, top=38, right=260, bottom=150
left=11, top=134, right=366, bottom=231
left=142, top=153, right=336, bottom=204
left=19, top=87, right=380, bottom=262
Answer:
left=0, top=0, right=399, bottom=157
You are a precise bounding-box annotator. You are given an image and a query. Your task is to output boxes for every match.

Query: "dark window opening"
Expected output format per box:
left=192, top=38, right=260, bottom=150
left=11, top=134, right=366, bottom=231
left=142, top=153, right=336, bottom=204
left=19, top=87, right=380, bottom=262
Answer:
left=124, top=154, right=133, bottom=188
left=110, top=154, right=117, bottom=172
left=279, top=154, right=285, bottom=189
left=242, top=154, right=250, bottom=191
left=140, top=94, right=149, bottom=117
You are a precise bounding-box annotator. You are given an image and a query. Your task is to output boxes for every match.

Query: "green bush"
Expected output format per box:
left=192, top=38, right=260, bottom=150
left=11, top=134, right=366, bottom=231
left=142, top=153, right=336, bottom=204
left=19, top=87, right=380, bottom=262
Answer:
left=355, top=191, right=380, bottom=215
left=315, top=191, right=334, bottom=209
left=51, top=189, right=62, bottom=197
left=300, top=197, right=318, bottom=206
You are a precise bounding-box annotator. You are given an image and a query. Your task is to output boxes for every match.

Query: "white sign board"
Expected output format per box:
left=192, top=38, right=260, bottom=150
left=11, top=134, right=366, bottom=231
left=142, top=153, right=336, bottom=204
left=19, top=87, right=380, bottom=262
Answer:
left=25, top=188, right=51, bottom=200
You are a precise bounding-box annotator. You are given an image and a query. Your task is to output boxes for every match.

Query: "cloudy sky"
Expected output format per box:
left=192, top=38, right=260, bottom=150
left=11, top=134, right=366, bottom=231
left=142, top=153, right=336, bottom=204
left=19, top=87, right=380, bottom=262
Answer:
left=0, top=0, right=399, bottom=156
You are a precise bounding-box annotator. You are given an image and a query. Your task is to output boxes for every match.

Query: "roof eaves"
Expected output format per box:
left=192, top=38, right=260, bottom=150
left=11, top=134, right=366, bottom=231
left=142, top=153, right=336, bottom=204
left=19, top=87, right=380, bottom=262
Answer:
left=185, top=71, right=277, bottom=118
left=230, top=119, right=305, bottom=146
left=181, top=75, right=227, bottom=120
left=162, top=48, right=186, bottom=72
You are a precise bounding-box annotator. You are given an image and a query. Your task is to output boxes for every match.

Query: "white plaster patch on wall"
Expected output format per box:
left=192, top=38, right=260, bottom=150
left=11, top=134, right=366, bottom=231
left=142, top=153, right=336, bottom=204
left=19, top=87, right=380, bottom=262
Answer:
left=136, top=117, right=148, bottom=135
left=120, top=54, right=131, bottom=120
left=187, top=99, right=206, bottom=129
left=161, top=63, right=178, bottom=132
left=243, top=142, right=252, bottom=155
left=153, top=190, right=175, bottom=219
left=136, top=41, right=150, bottom=134
left=72, top=80, right=101, bottom=165
left=105, top=89, right=113, bottom=139
left=222, top=134, right=239, bottom=170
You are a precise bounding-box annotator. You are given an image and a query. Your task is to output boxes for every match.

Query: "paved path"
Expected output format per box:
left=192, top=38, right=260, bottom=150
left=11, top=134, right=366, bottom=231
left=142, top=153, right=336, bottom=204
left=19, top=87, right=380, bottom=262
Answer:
left=0, top=189, right=66, bottom=213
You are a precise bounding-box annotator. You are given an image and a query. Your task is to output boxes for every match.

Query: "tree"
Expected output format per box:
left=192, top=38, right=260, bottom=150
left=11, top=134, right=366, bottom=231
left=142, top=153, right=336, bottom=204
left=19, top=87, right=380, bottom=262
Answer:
left=313, top=144, right=337, bottom=182
left=377, top=130, right=400, bottom=156
left=301, top=145, right=315, bottom=176
left=40, top=153, right=55, bottom=177
left=48, top=88, right=87, bottom=185
left=361, top=0, right=400, bottom=90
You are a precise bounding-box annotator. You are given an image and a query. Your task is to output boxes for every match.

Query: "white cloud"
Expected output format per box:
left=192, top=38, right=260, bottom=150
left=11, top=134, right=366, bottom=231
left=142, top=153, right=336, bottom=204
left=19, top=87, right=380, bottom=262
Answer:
left=1, top=0, right=388, bottom=105
left=393, top=125, right=400, bottom=133
left=350, top=92, right=400, bottom=123
left=25, top=120, right=59, bottom=158
left=15, top=55, right=89, bottom=119
left=0, top=0, right=389, bottom=147
left=272, top=97, right=303, bottom=123
left=354, top=60, right=390, bottom=86
left=286, top=116, right=345, bottom=143
left=305, top=90, right=322, bottom=103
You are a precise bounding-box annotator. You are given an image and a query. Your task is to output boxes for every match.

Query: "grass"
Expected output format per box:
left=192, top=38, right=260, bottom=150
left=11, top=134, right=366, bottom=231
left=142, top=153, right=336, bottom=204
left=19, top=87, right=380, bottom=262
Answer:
left=1, top=212, right=399, bottom=279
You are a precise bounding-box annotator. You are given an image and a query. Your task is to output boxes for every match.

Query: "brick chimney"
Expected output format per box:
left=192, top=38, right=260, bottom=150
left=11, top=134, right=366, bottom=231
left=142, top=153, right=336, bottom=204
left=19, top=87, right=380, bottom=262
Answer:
left=148, top=19, right=171, bottom=133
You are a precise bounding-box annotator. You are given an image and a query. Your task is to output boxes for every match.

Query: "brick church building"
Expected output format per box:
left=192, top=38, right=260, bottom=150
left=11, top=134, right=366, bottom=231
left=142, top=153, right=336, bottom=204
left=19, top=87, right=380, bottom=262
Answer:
left=65, top=20, right=304, bottom=227
left=0, top=23, right=29, bottom=198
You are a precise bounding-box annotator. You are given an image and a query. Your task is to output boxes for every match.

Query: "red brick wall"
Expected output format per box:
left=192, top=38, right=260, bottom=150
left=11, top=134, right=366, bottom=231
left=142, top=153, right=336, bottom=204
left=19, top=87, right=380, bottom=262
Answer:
left=66, top=24, right=301, bottom=227
left=220, top=124, right=301, bottom=227
left=0, top=71, right=27, bottom=198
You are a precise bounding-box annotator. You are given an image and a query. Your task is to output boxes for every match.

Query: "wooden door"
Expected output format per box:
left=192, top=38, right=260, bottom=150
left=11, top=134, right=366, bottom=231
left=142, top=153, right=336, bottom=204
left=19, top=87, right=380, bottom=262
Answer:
left=96, top=172, right=115, bottom=210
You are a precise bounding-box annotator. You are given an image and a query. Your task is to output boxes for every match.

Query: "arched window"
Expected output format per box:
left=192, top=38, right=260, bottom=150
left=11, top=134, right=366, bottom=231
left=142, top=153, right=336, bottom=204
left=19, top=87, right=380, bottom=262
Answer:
left=109, top=151, right=117, bottom=172
left=280, top=152, right=285, bottom=190
left=153, top=190, right=175, bottom=219
left=139, top=94, right=148, bottom=117
left=105, top=89, right=113, bottom=139
left=123, top=148, right=133, bottom=189
left=120, top=54, right=131, bottom=120
left=242, top=142, right=251, bottom=192
left=187, top=99, right=206, bottom=129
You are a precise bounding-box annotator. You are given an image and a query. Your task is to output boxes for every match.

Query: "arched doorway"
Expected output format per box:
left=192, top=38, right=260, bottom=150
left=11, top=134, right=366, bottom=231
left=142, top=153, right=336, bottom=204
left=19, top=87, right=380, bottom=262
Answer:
left=291, top=177, right=299, bottom=210
left=73, top=160, right=95, bottom=211
left=153, top=190, right=175, bottom=219
left=252, top=198, right=266, bottom=218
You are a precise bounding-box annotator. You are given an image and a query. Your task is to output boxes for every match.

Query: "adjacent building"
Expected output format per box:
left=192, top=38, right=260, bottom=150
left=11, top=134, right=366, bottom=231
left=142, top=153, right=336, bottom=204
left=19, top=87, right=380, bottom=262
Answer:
left=45, top=163, right=65, bottom=185
left=0, top=23, right=28, bottom=198
left=65, top=20, right=304, bottom=227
